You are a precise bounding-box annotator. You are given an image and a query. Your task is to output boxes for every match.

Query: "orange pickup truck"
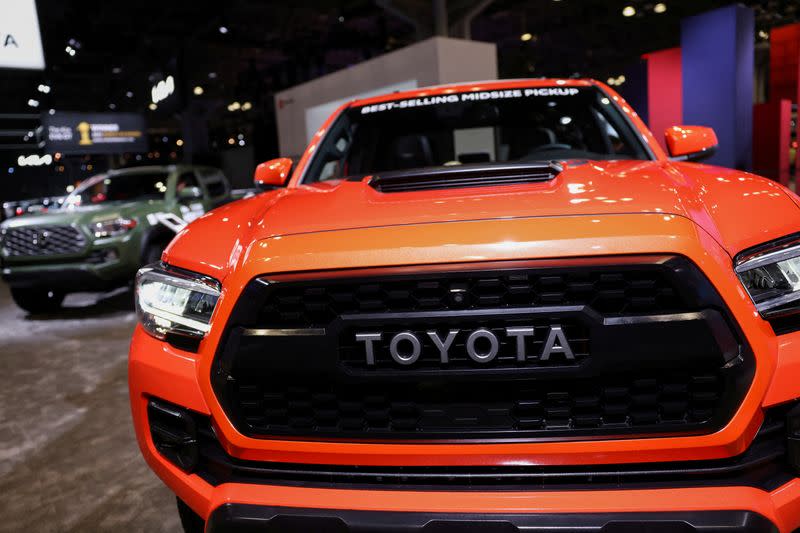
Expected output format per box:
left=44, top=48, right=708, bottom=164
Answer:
left=129, top=78, right=800, bottom=532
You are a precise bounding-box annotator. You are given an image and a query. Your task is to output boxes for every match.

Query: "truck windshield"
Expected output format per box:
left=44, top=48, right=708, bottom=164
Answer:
left=63, top=171, right=169, bottom=208
left=302, top=86, right=651, bottom=183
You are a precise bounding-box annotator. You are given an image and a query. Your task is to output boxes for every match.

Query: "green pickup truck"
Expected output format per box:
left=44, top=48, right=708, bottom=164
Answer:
left=0, top=164, right=230, bottom=313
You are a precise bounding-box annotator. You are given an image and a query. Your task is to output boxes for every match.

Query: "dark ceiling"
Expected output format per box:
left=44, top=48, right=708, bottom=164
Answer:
left=5, top=0, right=799, bottom=116
left=0, top=0, right=798, bottom=202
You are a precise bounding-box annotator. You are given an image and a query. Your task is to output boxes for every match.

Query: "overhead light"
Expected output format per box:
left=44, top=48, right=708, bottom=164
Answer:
left=148, top=103, right=157, bottom=111
left=654, top=3, right=667, bottom=13
left=622, top=6, right=636, bottom=17
left=618, top=74, right=626, bottom=84
left=218, top=26, right=228, bottom=34
left=227, top=101, right=241, bottom=112
left=37, top=84, right=50, bottom=94
left=112, top=66, right=123, bottom=74
left=520, top=32, right=533, bottom=42
left=109, top=103, right=116, bottom=110
left=758, top=30, right=769, bottom=40
left=126, top=91, right=134, bottom=98
left=27, top=99, right=39, bottom=108
left=18, top=154, right=53, bottom=167
left=559, top=116, right=572, bottom=125
left=241, top=101, right=252, bottom=111
left=65, top=46, right=76, bottom=56
left=227, top=138, right=235, bottom=145
left=338, top=15, right=344, bottom=22
left=607, top=77, right=616, bottom=85
left=66, top=185, right=75, bottom=193
left=176, top=139, right=184, bottom=147
left=193, top=85, right=204, bottom=95
left=208, top=72, right=217, bottom=79
left=48, top=108, right=55, bottom=115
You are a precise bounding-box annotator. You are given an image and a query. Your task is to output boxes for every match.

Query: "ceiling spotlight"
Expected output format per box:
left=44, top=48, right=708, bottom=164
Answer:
left=48, top=108, right=55, bottom=115
left=622, top=6, right=636, bottom=17
left=520, top=32, right=533, bottom=42
left=338, top=15, right=344, bottom=22
left=227, top=101, right=241, bottom=112
left=65, top=45, right=76, bottom=56
left=112, top=66, right=122, bottom=74
left=27, top=99, right=39, bottom=108
left=176, top=139, right=184, bottom=147
left=126, top=91, right=133, bottom=98
left=109, top=103, right=116, bottom=110
left=193, top=85, right=204, bottom=95
left=606, top=77, right=616, bottom=86
left=37, top=84, right=50, bottom=94
left=241, top=101, right=252, bottom=111
left=208, top=72, right=217, bottom=79
left=758, top=30, right=769, bottom=40
left=227, top=137, right=235, bottom=145
left=148, top=103, right=157, bottom=111
left=654, top=3, right=667, bottom=13
left=219, top=26, right=228, bottom=34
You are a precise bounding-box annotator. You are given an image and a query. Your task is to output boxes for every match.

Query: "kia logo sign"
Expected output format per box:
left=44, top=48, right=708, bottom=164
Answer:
left=151, top=75, right=175, bottom=104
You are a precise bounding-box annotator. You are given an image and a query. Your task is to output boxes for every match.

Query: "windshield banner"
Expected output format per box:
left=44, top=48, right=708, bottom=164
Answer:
left=359, top=87, right=581, bottom=114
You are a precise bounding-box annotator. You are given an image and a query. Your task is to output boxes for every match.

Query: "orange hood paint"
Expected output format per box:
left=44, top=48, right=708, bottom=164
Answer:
left=165, top=159, right=800, bottom=279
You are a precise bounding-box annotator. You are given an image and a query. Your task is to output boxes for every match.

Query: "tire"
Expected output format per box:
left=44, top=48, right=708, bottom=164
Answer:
left=176, top=498, right=205, bottom=533
left=10, top=287, right=65, bottom=314
left=142, top=241, right=168, bottom=265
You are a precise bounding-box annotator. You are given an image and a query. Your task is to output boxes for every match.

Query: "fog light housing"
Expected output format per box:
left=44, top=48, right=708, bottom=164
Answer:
left=147, top=398, right=199, bottom=473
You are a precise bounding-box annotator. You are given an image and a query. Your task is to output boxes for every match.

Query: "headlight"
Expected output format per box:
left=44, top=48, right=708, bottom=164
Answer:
left=135, top=264, right=221, bottom=340
left=736, top=234, right=800, bottom=318
left=92, top=216, right=137, bottom=238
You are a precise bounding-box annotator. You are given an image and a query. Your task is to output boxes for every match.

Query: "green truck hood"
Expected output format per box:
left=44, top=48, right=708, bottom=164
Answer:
left=1, top=200, right=167, bottom=230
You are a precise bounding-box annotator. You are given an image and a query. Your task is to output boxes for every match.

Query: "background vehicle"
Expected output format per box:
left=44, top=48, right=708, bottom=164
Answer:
left=0, top=165, right=230, bottom=313
left=131, top=79, right=800, bottom=531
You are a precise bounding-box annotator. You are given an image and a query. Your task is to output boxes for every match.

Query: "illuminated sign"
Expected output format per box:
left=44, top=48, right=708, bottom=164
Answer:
left=0, top=0, right=45, bottom=70
left=17, top=154, right=52, bottom=166
left=151, top=75, right=175, bottom=104
left=43, top=112, right=148, bottom=154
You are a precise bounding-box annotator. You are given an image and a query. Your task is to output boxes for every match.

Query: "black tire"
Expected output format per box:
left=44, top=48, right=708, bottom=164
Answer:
left=143, top=240, right=168, bottom=265
left=177, top=498, right=205, bottom=533
left=10, top=287, right=65, bottom=314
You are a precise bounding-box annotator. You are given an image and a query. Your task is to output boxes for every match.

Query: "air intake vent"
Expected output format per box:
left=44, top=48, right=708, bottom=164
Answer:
left=367, top=162, right=562, bottom=193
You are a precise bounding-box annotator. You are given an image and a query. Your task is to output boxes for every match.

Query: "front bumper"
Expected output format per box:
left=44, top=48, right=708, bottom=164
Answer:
left=207, top=506, right=778, bottom=532
left=130, top=323, right=800, bottom=532
left=1, top=234, right=140, bottom=290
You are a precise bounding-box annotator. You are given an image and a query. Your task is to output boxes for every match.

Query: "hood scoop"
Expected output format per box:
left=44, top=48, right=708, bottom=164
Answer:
left=366, top=162, right=562, bottom=193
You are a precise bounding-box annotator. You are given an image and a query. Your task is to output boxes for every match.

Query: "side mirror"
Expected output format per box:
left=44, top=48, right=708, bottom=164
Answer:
left=254, top=157, right=292, bottom=189
left=177, top=185, right=203, bottom=201
left=664, top=125, right=718, bottom=162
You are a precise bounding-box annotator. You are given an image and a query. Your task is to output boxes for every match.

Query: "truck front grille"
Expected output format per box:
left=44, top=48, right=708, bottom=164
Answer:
left=212, top=257, right=753, bottom=442
left=2, top=225, right=86, bottom=257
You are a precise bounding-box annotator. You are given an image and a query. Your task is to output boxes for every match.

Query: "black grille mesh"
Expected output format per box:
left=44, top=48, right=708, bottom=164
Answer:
left=215, top=260, right=751, bottom=441
left=258, top=268, right=685, bottom=328
left=2, top=225, right=86, bottom=257
left=235, top=371, right=722, bottom=438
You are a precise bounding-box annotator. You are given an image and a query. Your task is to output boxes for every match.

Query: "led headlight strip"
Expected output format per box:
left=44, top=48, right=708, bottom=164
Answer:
left=735, top=233, right=800, bottom=319
left=135, top=264, right=221, bottom=340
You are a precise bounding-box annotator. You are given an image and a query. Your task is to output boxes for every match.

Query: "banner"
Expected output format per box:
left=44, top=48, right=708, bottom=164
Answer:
left=0, top=0, right=45, bottom=70
left=43, top=112, right=148, bottom=154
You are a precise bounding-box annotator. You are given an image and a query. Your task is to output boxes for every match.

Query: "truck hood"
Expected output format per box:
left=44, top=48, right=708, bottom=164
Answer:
left=1, top=200, right=165, bottom=230
left=165, top=160, right=800, bottom=277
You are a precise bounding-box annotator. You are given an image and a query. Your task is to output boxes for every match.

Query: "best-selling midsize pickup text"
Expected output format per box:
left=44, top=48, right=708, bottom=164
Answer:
left=129, top=79, right=800, bottom=532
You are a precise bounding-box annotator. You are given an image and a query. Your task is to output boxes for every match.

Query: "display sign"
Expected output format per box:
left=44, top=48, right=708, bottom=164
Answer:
left=43, top=112, right=148, bottom=154
left=0, top=0, right=45, bottom=70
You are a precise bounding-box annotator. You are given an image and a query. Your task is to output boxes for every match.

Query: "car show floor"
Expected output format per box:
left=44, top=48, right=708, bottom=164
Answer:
left=0, top=284, right=180, bottom=532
